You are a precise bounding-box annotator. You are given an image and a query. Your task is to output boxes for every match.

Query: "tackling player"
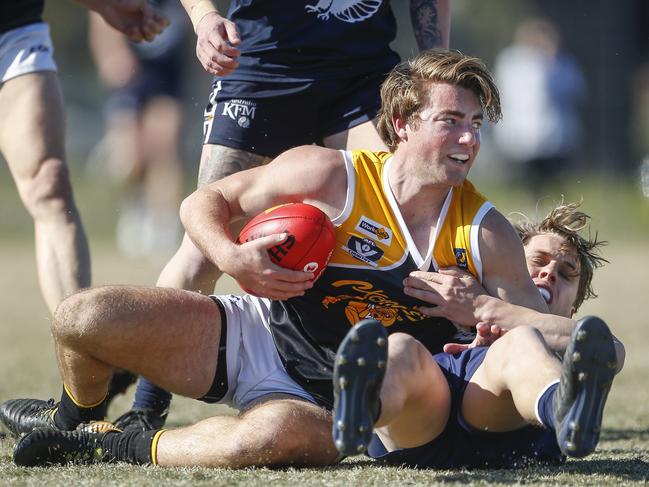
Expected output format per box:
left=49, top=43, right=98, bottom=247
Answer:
left=333, top=202, right=625, bottom=467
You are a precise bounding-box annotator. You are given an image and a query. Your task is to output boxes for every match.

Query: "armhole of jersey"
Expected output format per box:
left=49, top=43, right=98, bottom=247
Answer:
left=469, top=201, right=495, bottom=283
left=332, top=150, right=356, bottom=225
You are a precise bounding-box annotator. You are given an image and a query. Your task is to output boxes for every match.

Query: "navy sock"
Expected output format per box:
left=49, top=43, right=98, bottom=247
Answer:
left=54, top=385, right=107, bottom=430
left=535, top=381, right=559, bottom=430
left=133, top=378, right=172, bottom=415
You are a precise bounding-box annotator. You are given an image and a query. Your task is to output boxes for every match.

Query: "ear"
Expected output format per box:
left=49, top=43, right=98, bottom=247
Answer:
left=392, top=116, right=408, bottom=143
left=569, top=306, right=576, bottom=318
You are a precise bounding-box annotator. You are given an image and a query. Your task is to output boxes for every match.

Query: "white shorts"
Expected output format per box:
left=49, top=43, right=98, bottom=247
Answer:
left=0, top=23, right=57, bottom=84
left=213, top=294, right=317, bottom=410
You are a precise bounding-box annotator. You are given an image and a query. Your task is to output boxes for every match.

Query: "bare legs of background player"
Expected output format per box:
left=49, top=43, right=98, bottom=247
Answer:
left=98, top=96, right=184, bottom=260
left=0, top=71, right=90, bottom=312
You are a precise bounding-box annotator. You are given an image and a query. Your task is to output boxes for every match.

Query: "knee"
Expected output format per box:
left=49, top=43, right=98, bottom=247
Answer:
left=489, top=326, right=548, bottom=377
left=387, top=333, right=431, bottom=384
left=20, top=158, right=74, bottom=218
left=499, top=325, right=545, bottom=348
left=52, top=287, right=115, bottom=345
left=227, top=404, right=336, bottom=467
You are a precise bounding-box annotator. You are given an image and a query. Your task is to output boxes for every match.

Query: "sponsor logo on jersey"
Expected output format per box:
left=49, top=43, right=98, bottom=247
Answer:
left=454, top=248, right=468, bottom=269
left=342, top=236, right=384, bottom=266
left=221, top=99, right=257, bottom=128
left=355, top=216, right=392, bottom=244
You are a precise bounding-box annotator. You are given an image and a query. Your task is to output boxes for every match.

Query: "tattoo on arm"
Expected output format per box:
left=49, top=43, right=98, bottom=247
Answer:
left=197, top=145, right=270, bottom=187
left=410, top=0, right=443, bottom=50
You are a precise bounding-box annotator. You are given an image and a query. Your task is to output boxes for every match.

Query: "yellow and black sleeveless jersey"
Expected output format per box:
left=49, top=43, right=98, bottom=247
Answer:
left=269, top=149, right=495, bottom=409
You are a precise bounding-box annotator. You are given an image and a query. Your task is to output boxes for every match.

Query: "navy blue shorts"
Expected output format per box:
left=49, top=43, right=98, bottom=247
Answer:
left=367, top=347, right=565, bottom=469
left=201, top=72, right=385, bottom=158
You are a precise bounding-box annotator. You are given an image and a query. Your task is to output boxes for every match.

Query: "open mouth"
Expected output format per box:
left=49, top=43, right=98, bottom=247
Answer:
left=449, top=153, right=469, bottom=164
left=537, top=286, right=552, bottom=304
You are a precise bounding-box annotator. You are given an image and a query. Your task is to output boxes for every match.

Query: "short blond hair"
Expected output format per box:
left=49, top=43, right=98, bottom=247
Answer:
left=514, top=202, right=608, bottom=312
left=377, top=49, right=502, bottom=152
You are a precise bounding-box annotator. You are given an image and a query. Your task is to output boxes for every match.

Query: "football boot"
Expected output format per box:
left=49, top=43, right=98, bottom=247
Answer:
left=332, top=318, right=387, bottom=456
left=553, top=316, right=617, bottom=457
left=13, top=421, right=120, bottom=467
left=0, top=398, right=59, bottom=437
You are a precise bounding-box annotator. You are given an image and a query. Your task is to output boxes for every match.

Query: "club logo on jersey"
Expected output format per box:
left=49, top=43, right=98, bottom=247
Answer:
left=222, top=99, right=257, bottom=128
left=355, top=216, right=392, bottom=244
left=454, top=248, right=468, bottom=269
left=342, top=236, right=384, bottom=266
left=305, top=0, right=383, bottom=23
left=322, top=279, right=426, bottom=327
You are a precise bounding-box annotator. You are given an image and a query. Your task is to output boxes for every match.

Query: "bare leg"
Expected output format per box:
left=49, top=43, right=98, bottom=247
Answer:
left=157, top=396, right=337, bottom=468
left=52, top=286, right=222, bottom=404
left=323, top=119, right=388, bottom=152
left=374, top=333, right=450, bottom=450
left=462, top=326, right=561, bottom=432
left=0, top=71, right=90, bottom=312
left=156, top=144, right=269, bottom=292
left=140, top=96, right=184, bottom=253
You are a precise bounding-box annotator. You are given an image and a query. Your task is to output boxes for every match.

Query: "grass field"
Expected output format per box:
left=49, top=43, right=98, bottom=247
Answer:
left=0, top=173, right=648, bottom=485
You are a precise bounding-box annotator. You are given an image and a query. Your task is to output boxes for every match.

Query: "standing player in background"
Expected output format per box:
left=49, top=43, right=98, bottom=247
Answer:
left=118, top=0, right=452, bottom=430
left=88, top=0, right=190, bottom=260
left=0, top=4, right=166, bottom=310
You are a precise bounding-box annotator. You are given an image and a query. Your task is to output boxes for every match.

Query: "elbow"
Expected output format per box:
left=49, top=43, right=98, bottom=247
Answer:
left=613, top=338, right=626, bottom=375
left=179, top=193, right=197, bottom=231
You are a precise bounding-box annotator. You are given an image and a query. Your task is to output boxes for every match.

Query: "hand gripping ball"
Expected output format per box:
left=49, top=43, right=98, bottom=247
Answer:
left=237, top=203, right=336, bottom=282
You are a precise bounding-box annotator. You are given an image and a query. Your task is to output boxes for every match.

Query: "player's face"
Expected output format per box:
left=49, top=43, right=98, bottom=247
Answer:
left=524, top=233, right=580, bottom=318
left=402, top=83, right=483, bottom=187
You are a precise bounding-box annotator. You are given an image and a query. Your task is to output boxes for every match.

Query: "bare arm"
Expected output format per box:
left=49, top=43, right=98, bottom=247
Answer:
left=180, top=0, right=240, bottom=75
left=409, top=0, right=451, bottom=50
left=405, top=209, right=575, bottom=352
left=73, top=0, right=168, bottom=42
left=180, top=146, right=347, bottom=299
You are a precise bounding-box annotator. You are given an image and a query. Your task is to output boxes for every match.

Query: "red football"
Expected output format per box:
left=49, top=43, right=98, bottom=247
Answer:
left=237, top=202, right=336, bottom=283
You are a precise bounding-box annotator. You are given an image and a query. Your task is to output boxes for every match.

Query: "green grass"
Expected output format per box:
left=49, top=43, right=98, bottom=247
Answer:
left=0, top=170, right=648, bottom=484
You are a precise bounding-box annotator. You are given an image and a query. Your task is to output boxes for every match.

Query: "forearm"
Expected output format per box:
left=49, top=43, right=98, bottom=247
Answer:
left=477, top=296, right=574, bottom=353
left=409, top=0, right=450, bottom=50
left=179, top=187, right=238, bottom=271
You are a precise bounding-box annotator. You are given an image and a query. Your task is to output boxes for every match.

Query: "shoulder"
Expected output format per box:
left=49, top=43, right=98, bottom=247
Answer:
left=479, top=209, right=523, bottom=255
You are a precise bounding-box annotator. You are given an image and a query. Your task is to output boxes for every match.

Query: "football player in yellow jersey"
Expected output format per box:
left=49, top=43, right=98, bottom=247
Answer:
left=332, top=202, right=624, bottom=466
left=0, top=49, right=592, bottom=469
